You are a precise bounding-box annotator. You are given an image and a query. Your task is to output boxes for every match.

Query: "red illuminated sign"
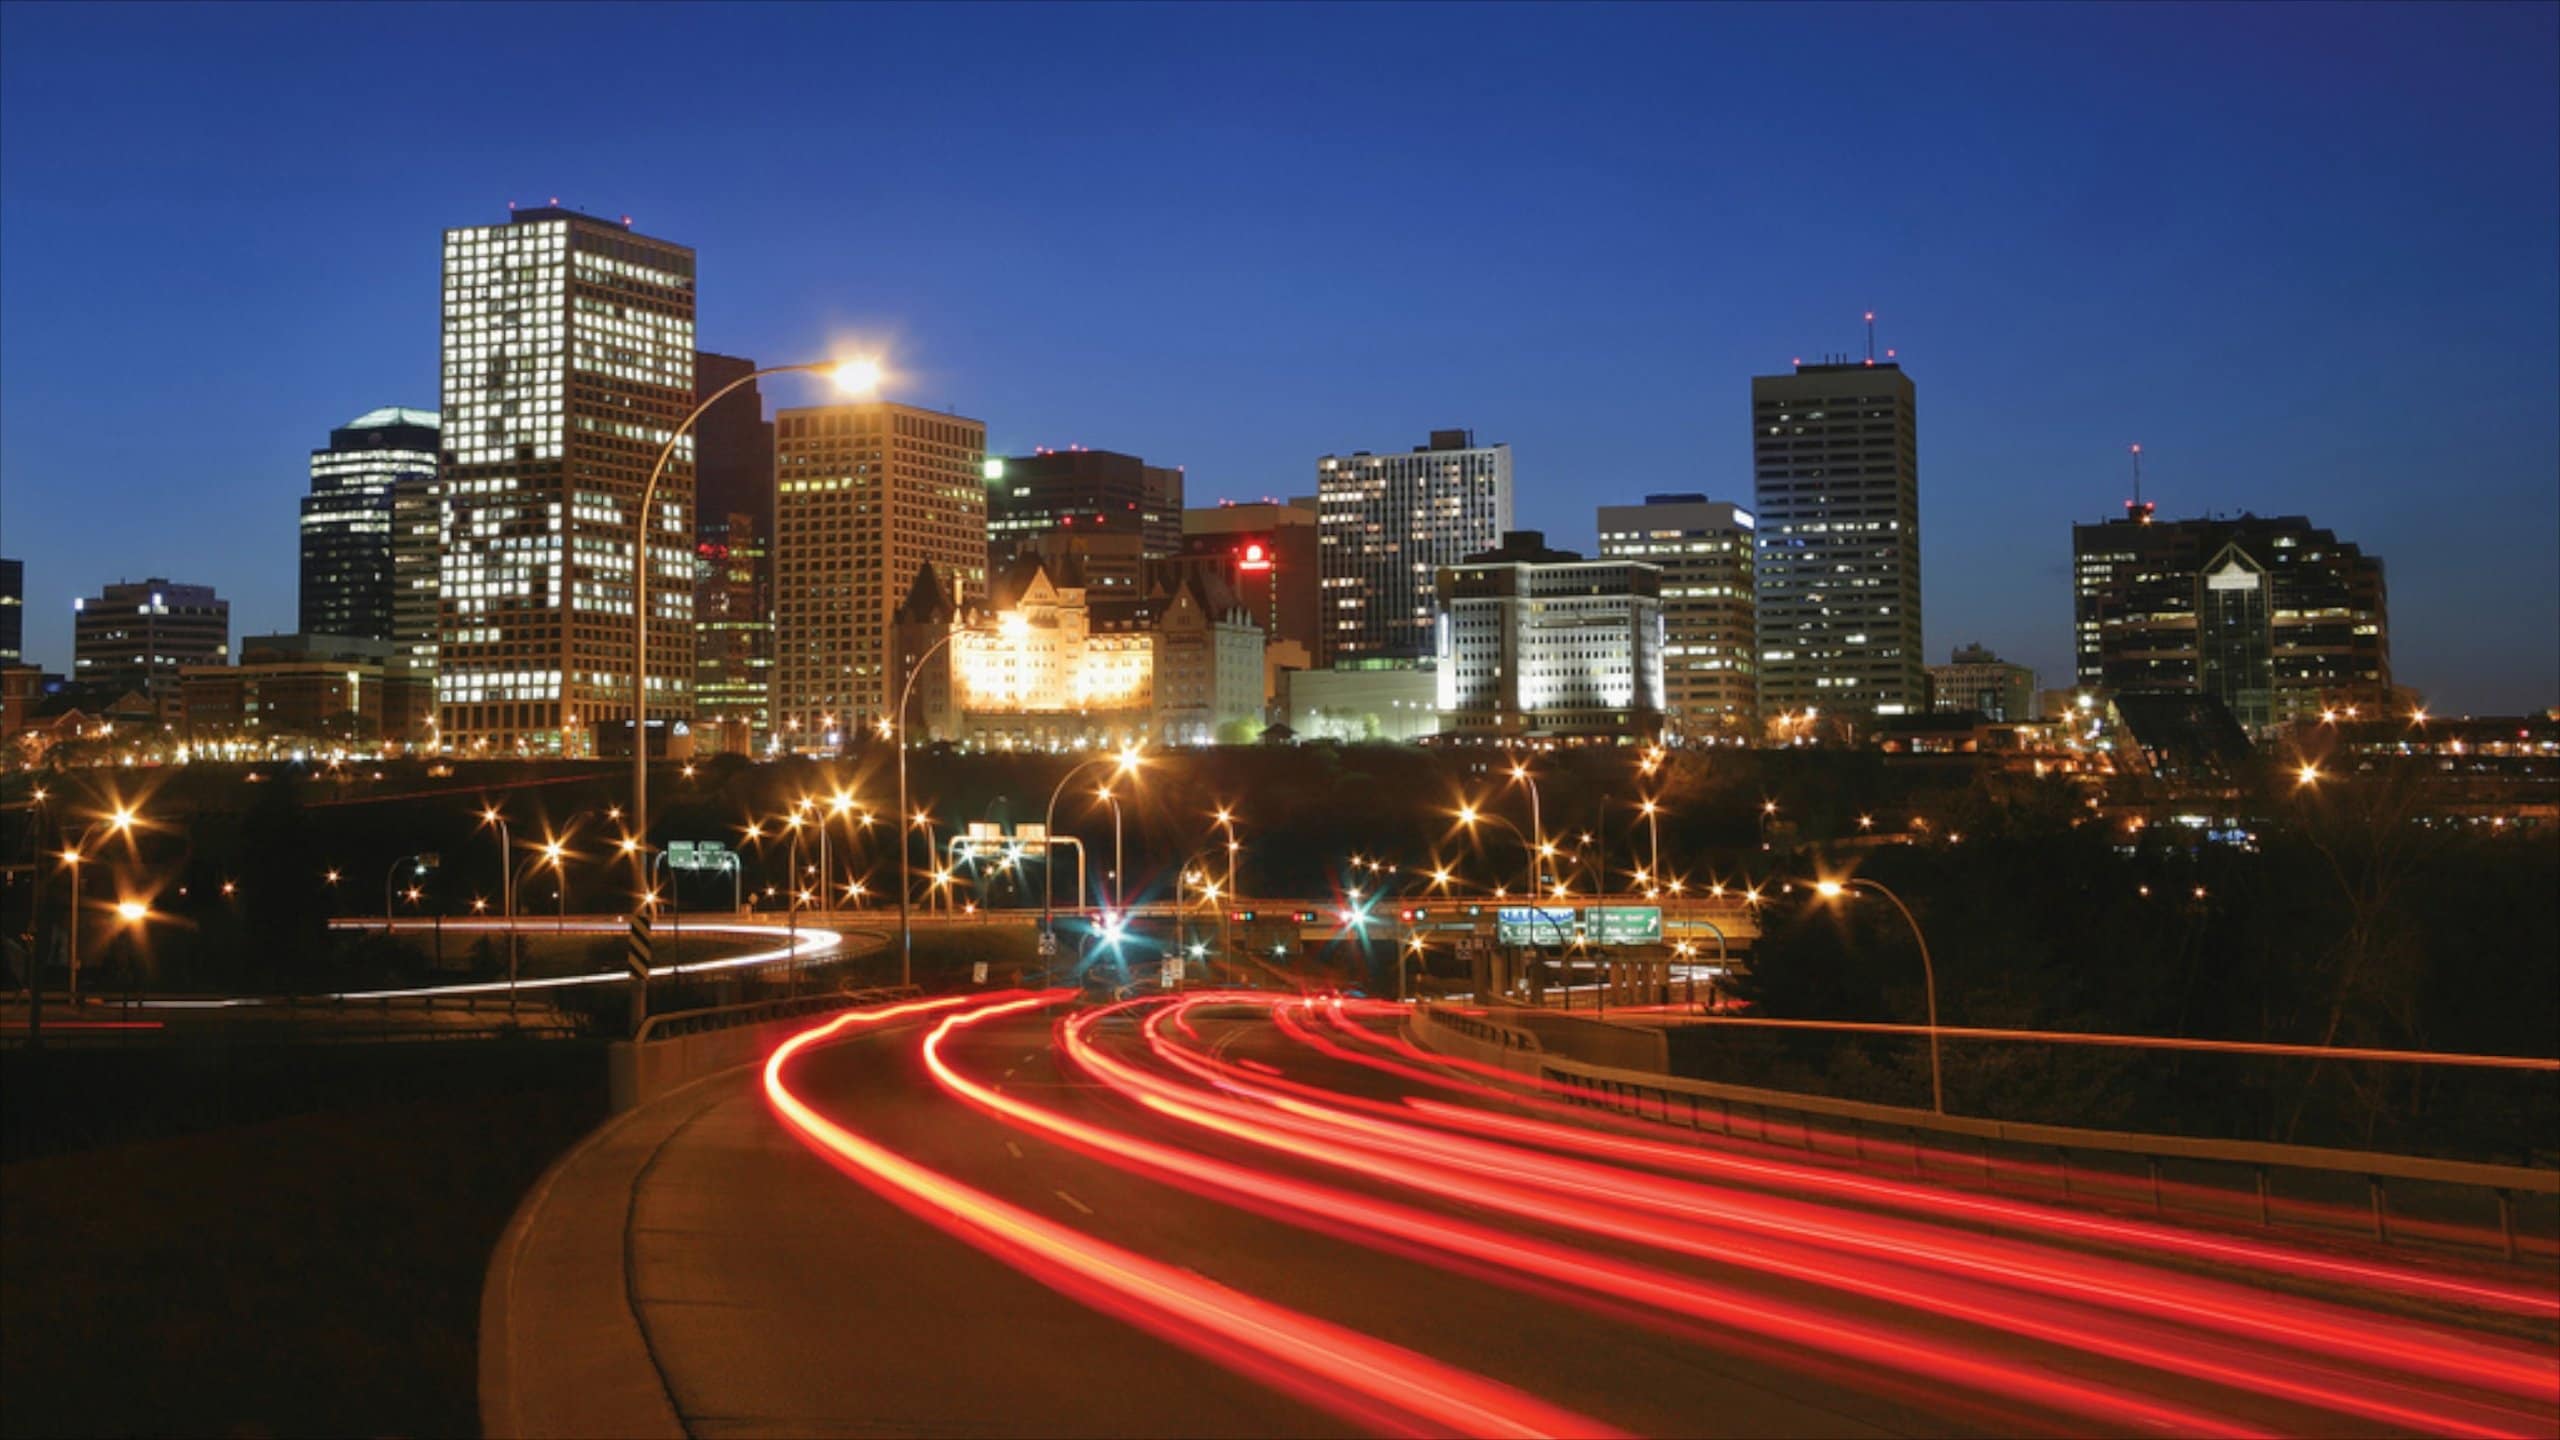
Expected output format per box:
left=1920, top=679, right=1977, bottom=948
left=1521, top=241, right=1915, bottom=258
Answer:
left=1239, top=541, right=1272, bottom=573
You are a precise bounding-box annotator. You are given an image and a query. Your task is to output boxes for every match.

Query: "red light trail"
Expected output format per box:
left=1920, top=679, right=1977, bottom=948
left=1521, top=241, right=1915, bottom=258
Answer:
left=758, top=989, right=2560, bottom=1438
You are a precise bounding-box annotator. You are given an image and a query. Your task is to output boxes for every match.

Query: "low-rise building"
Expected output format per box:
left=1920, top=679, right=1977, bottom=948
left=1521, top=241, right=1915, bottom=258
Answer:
left=1928, top=643, right=2037, bottom=722
left=1282, top=659, right=1440, bottom=743
left=180, top=633, right=432, bottom=748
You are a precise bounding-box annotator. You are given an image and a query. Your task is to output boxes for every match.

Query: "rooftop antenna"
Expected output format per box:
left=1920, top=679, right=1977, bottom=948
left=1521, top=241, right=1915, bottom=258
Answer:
left=1864, top=310, right=1876, bottom=365
left=2126, top=442, right=2156, bottom=524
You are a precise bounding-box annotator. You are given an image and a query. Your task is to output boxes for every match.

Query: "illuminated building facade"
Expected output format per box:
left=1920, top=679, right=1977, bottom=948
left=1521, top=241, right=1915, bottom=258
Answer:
left=2073, top=511, right=2389, bottom=734
left=1753, top=361, right=1923, bottom=721
left=1927, top=643, right=2037, bottom=722
left=436, top=206, right=698, bottom=756
left=1596, top=494, right=1756, bottom=742
left=1284, top=659, right=1440, bottom=743
left=1434, top=532, right=1665, bottom=742
left=1319, top=429, right=1513, bottom=663
left=72, top=578, right=230, bottom=727
left=986, top=448, right=1183, bottom=584
left=907, top=554, right=1260, bottom=749
left=300, top=408, right=440, bottom=677
left=772, top=401, right=986, bottom=748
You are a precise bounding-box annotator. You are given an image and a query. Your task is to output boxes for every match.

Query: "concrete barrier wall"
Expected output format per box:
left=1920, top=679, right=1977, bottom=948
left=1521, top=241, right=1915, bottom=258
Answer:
left=608, top=1012, right=827, bottom=1113
left=1507, top=1010, right=1670, bottom=1073
left=1407, top=1007, right=1543, bottom=1078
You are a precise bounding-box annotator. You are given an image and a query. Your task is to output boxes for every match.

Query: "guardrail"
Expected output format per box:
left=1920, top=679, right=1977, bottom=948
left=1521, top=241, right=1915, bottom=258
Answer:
left=1412, top=1005, right=2558, bottom=1261
left=1428, top=1006, right=1545, bottom=1054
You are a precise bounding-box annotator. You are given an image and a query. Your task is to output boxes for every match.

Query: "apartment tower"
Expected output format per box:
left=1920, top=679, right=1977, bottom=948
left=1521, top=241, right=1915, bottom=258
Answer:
left=1318, top=429, right=1513, bottom=662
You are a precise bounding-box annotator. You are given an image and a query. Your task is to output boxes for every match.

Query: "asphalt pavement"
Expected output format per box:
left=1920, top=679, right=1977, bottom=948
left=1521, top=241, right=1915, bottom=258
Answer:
left=486, top=993, right=2560, bottom=1438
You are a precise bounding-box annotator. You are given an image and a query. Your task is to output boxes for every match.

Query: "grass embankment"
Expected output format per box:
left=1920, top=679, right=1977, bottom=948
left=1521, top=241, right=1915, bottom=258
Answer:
left=1, top=1044, right=602, bottom=1438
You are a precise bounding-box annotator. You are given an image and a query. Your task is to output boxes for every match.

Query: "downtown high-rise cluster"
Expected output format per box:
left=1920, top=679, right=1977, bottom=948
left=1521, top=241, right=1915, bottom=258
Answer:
left=0, top=203, right=2408, bottom=761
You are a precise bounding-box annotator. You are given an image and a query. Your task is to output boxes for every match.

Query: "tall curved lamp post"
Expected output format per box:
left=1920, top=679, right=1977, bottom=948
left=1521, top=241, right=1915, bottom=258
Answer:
left=1041, top=749, right=1142, bottom=939
left=630, top=358, right=880, bottom=847
left=1815, top=876, right=1942, bottom=1113
left=890, top=628, right=961, bottom=989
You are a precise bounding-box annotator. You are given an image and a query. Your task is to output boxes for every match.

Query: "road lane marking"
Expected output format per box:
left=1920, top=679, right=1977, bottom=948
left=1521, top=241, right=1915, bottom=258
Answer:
left=1005, top=1140, right=1024, bottom=1160
left=1052, top=1188, right=1094, bottom=1216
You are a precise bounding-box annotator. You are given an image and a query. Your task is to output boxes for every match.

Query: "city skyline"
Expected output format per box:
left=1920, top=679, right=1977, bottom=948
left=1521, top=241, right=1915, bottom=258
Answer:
left=2, top=4, right=2555, bottom=712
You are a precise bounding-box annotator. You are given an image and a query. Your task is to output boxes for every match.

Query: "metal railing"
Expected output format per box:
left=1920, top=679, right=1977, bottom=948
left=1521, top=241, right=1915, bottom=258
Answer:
left=1415, top=1005, right=2558, bottom=1261
left=633, top=984, right=921, bottom=1044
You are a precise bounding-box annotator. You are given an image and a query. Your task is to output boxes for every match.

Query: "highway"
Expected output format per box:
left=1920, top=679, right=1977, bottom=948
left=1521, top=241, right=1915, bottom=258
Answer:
left=493, top=992, right=2560, bottom=1438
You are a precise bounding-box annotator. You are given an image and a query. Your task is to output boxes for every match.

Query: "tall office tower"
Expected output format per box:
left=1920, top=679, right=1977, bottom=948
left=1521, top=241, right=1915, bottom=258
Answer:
left=1433, top=531, right=1664, bottom=742
left=1318, top=429, right=1513, bottom=663
left=985, top=448, right=1183, bottom=579
left=300, top=407, right=440, bottom=647
left=692, top=352, right=773, bottom=539
left=690, top=352, right=774, bottom=754
left=72, top=578, right=229, bottom=725
left=2072, top=510, right=2389, bottom=733
left=693, top=511, right=772, bottom=754
left=1751, top=361, right=1922, bottom=723
left=0, top=556, right=22, bottom=664
left=772, top=401, right=987, bottom=748
left=1597, top=494, right=1757, bottom=743
left=435, top=206, right=696, bottom=757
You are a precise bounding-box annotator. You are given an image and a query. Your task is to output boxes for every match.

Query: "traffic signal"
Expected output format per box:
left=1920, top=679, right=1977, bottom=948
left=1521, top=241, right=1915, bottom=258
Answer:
left=1230, top=909, right=1257, bottom=922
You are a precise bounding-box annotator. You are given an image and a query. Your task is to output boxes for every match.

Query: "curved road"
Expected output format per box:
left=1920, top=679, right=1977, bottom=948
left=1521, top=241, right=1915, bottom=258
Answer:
left=488, top=992, right=2560, bottom=1438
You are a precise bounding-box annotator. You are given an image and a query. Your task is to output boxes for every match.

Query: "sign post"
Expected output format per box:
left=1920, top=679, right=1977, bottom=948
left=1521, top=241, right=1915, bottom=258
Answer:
left=626, top=910, right=654, bottom=1036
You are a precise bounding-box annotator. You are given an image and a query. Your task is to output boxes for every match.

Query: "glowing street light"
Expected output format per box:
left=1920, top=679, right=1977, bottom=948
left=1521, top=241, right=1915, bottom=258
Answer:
left=630, top=353, right=888, bottom=853
left=1814, top=876, right=1943, bottom=1114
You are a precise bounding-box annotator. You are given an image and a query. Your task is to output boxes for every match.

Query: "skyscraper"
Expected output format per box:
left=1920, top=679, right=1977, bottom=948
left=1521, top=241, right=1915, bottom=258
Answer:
left=694, top=511, right=772, bottom=754
left=2072, top=510, right=2389, bottom=733
left=690, top=352, right=775, bottom=755
left=435, top=206, right=697, bottom=757
left=1318, top=429, right=1512, bottom=663
left=985, top=448, right=1183, bottom=581
left=692, top=352, right=773, bottom=539
left=73, top=578, right=229, bottom=726
left=300, top=407, right=440, bottom=651
left=1597, top=494, right=1757, bottom=743
left=772, top=401, right=987, bottom=748
left=1751, top=361, right=1922, bottom=722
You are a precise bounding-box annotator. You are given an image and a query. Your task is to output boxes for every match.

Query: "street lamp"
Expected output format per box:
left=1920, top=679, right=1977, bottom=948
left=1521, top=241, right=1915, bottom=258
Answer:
left=478, top=806, right=520, bottom=1018
left=1041, top=747, right=1142, bottom=941
left=53, top=803, right=141, bottom=1007
left=1814, top=876, right=1943, bottom=1114
left=631, top=357, right=882, bottom=847
left=891, top=627, right=963, bottom=989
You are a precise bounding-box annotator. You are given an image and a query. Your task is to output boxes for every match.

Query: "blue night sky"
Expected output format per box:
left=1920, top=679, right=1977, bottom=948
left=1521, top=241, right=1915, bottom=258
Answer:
left=3, top=2, right=2553, bottom=711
